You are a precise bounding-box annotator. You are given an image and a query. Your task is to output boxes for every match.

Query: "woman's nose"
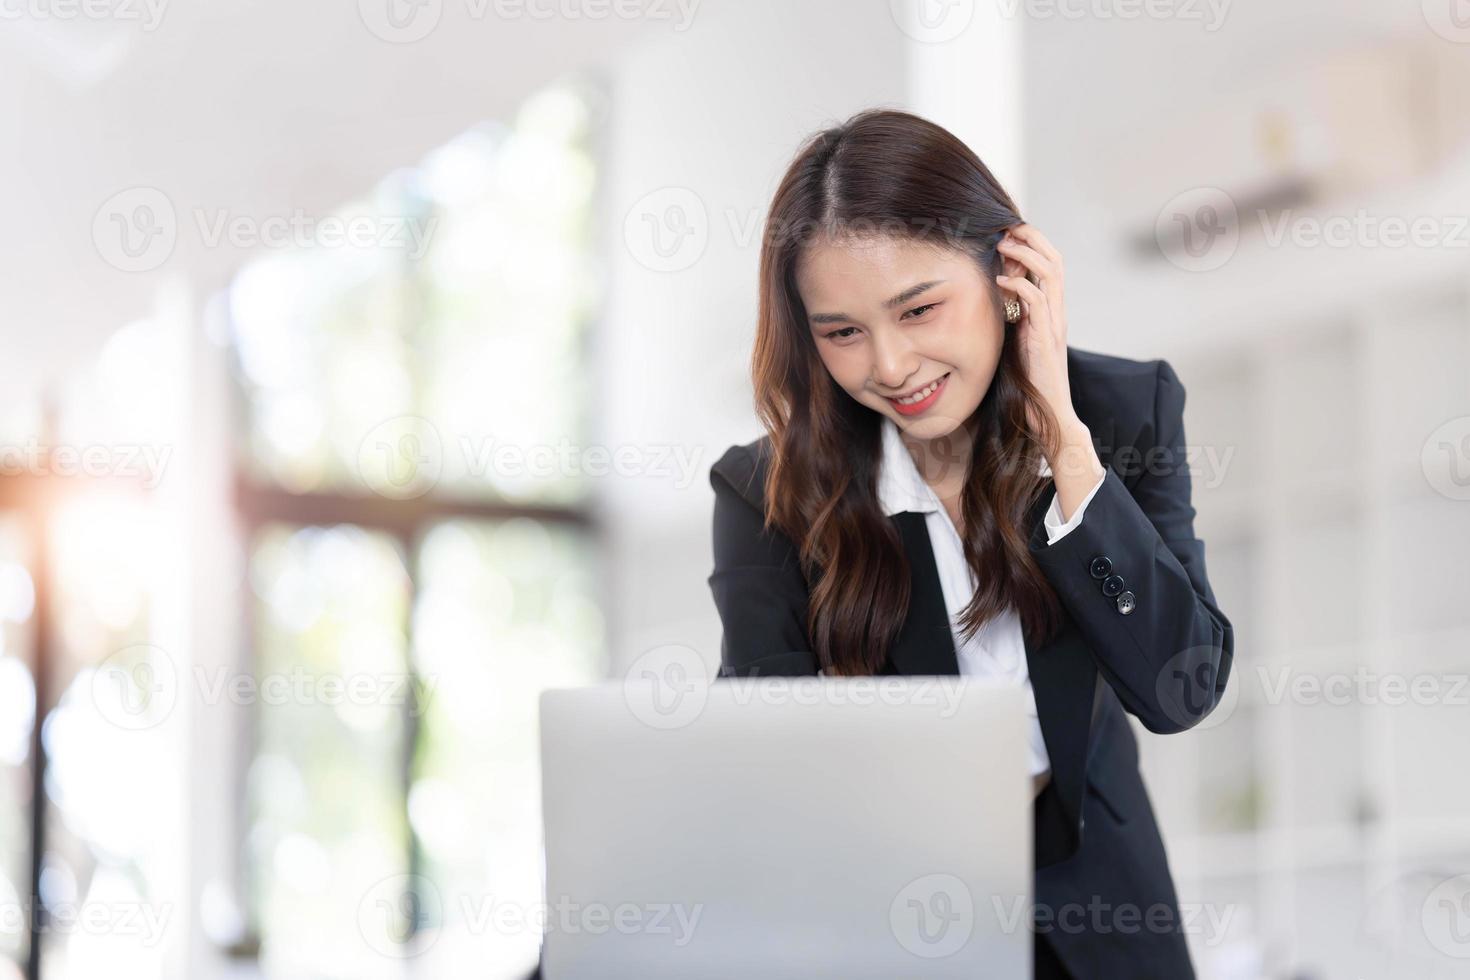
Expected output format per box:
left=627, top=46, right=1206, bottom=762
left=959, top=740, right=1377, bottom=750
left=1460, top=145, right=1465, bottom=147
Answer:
left=869, top=327, right=918, bottom=390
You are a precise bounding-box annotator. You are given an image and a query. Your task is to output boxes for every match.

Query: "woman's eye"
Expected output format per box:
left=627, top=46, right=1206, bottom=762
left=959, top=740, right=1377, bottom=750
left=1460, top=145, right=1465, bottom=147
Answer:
left=827, top=327, right=859, bottom=340
left=903, top=303, right=938, bottom=320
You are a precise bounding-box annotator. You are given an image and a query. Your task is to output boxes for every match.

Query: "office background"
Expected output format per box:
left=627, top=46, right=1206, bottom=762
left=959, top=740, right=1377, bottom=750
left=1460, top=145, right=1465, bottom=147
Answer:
left=1, top=1, right=1468, bottom=977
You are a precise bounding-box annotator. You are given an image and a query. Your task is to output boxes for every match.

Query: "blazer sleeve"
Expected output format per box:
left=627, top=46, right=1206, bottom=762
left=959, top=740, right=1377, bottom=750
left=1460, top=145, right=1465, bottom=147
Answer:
left=1027, top=360, right=1235, bottom=734
left=707, top=445, right=822, bottom=678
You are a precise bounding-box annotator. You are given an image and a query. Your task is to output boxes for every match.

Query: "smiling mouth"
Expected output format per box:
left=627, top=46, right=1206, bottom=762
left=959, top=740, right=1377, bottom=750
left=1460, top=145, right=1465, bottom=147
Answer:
left=886, top=373, right=949, bottom=405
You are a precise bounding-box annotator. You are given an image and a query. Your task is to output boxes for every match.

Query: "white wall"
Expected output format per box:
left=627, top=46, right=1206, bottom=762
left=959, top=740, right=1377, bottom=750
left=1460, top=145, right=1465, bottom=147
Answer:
left=594, top=0, right=922, bottom=678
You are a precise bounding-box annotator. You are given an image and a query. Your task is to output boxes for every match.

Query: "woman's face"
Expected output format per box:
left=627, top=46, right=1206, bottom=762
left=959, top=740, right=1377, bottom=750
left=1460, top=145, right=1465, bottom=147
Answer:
left=796, top=233, right=1022, bottom=442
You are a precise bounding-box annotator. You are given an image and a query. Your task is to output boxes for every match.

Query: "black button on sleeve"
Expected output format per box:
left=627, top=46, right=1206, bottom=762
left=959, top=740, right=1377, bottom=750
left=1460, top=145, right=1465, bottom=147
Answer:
left=1089, top=556, right=1112, bottom=579
left=1102, top=574, right=1125, bottom=598
left=1116, top=591, right=1136, bottom=615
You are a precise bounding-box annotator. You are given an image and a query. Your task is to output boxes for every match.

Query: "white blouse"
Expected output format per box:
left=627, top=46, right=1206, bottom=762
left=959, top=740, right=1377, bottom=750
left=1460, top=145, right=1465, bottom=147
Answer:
left=875, top=416, right=1106, bottom=778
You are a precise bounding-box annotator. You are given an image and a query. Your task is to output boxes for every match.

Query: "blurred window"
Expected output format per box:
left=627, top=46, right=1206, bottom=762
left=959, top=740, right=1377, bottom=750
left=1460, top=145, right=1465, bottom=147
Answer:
left=229, top=77, right=607, bottom=979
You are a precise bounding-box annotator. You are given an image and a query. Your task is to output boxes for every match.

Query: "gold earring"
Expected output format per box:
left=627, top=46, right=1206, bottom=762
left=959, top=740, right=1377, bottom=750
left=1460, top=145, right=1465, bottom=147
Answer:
left=1004, top=297, right=1022, bottom=324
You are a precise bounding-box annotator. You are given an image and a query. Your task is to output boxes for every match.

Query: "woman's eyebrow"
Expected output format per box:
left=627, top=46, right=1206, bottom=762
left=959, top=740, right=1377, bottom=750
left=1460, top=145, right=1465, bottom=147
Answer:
left=807, top=279, right=946, bottom=324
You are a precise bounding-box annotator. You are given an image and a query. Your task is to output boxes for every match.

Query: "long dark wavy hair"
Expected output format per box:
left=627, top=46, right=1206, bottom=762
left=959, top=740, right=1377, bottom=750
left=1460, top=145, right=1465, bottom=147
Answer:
left=752, top=107, right=1067, bottom=676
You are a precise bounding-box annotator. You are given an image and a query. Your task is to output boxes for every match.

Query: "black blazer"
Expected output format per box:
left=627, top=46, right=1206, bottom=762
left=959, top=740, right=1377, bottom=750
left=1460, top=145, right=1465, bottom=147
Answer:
left=706, top=346, right=1235, bottom=979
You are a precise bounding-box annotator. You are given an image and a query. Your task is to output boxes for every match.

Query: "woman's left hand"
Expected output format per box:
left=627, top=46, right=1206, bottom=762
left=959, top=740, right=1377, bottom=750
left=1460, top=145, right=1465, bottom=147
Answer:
left=995, top=224, right=1082, bottom=440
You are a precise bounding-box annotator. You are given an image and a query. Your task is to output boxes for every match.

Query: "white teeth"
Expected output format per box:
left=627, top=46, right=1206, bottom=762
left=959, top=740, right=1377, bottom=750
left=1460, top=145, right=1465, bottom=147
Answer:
left=896, top=375, right=944, bottom=405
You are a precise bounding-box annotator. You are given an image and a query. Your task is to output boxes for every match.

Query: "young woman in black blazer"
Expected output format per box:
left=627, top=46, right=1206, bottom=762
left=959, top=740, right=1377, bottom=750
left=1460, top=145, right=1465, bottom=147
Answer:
left=707, top=109, right=1235, bottom=979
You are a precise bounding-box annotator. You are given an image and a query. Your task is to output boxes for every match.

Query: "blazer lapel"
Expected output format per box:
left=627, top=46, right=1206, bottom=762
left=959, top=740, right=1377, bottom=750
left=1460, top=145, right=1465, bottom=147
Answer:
left=886, top=420, right=1118, bottom=858
left=886, top=512, right=961, bottom=676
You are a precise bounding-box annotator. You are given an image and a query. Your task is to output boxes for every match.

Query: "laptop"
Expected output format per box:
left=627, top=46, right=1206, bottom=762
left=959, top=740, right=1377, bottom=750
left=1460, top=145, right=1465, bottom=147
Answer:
left=537, top=675, right=1032, bottom=979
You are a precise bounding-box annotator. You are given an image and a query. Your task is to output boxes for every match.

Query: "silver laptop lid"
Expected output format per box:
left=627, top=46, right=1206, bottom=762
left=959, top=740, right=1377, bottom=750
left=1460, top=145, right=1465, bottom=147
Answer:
left=539, top=675, right=1032, bottom=979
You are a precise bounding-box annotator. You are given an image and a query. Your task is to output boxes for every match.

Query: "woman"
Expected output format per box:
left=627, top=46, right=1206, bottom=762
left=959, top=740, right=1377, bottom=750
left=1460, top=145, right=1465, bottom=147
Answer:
left=707, top=109, right=1234, bottom=978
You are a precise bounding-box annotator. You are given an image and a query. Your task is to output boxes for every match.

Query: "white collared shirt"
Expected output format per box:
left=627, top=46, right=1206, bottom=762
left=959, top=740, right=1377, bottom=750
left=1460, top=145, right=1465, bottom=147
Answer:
left=875, top=416, right=1106, bottom=778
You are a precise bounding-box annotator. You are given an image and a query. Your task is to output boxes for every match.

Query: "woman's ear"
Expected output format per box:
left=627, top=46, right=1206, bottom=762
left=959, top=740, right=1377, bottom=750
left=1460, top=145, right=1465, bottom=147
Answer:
left=1000, top=253, right=1028, bottom=281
